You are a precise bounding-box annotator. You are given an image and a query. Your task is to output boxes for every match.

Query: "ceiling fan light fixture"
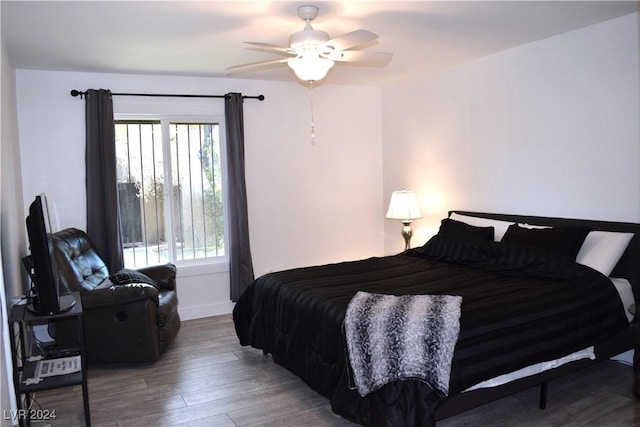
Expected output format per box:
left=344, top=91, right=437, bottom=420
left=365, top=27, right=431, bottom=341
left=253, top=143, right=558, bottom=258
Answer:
left=228, top=3, right=390, bottom=85
left=289, top=29, right=330, bottom=48
left=288, top=56, right=334, bottom=82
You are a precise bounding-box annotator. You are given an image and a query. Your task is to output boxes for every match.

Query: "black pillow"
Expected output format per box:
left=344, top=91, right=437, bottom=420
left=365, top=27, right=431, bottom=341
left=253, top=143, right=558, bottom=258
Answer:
left=438, top=218, right=495, bottom=241
left=108, top=269, right=159, bottom=290
left=501, top=224, right=592, bottom=260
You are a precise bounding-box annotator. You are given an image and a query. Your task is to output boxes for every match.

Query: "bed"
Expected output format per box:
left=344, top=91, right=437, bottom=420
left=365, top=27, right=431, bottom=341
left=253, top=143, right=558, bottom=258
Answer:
left=233, top=211, right=639, bottom=426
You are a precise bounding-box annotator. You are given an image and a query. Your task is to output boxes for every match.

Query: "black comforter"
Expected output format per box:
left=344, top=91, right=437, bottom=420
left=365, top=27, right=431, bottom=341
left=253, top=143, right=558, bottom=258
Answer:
left=233, top=235, right=628, bottom=426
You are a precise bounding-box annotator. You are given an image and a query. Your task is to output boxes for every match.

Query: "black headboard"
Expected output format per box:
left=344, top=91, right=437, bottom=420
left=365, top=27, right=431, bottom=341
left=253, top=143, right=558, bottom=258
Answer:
left=450, top=211, right=640, bottom=305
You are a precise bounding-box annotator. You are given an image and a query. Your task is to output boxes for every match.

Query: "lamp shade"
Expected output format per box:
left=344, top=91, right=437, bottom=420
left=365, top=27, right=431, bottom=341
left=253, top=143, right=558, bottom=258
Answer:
left=288, top=56, right=334, bottom=82
left=385, top=190, right=422, bottom=222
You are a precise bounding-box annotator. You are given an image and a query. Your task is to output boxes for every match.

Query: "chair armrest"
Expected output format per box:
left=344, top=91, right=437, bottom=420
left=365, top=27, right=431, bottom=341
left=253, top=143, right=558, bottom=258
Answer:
left=136, top=263, right=177, bottom=291
left=80, top=284, right=159, bottom=309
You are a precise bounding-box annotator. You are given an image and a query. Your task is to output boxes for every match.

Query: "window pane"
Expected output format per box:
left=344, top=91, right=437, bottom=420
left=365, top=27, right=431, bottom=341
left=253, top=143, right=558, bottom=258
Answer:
left=115, top=121, right=168, bottom=268
left=170, top=123, right=225, bottom=261
left=115, top=120, right=225, bottom=267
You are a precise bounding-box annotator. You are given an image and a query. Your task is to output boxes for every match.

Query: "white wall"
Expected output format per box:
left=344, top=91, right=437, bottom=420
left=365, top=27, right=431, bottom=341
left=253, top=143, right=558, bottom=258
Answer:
left=14, top=70, right=384, bottom=319
left=381, top=13, right=640, bottom=253
left=0, top=23, right=26, bottom=301
left=1, top=26, right=22, bottom=424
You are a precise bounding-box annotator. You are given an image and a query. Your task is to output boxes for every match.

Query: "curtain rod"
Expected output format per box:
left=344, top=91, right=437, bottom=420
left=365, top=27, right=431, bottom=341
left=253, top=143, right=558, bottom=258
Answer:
left=70, top=89, right=264, bottom=101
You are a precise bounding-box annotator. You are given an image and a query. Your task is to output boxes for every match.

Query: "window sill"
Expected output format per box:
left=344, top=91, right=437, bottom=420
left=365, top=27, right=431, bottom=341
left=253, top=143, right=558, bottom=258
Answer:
left=175, top=259, right=229, bottom=278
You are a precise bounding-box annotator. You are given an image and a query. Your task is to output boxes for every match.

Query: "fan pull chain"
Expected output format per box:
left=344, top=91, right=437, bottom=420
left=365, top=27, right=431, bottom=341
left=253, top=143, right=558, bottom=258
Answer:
left=309, top=81, right=316, bottom=145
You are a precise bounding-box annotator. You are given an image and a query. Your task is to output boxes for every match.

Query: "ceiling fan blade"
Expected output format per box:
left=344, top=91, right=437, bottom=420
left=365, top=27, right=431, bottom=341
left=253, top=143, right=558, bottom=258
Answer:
left=226, top=57, right=290, bottom=72
left=329, top=50, right=393, bottom=66
left=326, top=29, right=379, bottom=51
left=244, top=42, right=294, bottom=54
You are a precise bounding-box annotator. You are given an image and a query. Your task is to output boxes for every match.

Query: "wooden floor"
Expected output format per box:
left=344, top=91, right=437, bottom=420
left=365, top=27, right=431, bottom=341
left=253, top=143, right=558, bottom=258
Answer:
left=33, top=315, right=639, bottom=426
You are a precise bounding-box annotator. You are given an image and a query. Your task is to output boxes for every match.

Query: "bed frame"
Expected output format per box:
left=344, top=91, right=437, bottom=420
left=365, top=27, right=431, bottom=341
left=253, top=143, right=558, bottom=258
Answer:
left=435, top=211, right=640, bottom=420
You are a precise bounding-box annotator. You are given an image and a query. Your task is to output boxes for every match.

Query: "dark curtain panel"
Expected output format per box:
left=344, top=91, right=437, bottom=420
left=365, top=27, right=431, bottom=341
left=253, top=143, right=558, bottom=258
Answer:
left=85, top=89, right=124, bottom=273
left=225, top=93, right=254, bottom=301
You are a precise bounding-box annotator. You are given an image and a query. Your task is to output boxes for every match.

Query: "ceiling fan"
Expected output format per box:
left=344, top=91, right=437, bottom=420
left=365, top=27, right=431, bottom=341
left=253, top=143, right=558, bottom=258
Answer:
left=227, top=4, right=393, bottom=83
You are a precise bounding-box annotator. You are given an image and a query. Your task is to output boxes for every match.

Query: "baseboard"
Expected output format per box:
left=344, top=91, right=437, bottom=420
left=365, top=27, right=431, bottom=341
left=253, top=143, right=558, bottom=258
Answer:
left=178, top=301, right=235, bottom=321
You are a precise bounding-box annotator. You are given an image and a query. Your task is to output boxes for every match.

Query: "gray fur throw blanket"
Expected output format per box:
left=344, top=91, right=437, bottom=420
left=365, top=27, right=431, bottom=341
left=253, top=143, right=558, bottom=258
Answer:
left=344, top=291, right=462, bottom=397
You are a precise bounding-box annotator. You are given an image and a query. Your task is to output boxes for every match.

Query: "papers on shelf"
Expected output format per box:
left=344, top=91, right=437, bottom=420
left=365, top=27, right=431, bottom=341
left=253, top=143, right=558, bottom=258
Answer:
left=34, top=356, right=81, bottom=378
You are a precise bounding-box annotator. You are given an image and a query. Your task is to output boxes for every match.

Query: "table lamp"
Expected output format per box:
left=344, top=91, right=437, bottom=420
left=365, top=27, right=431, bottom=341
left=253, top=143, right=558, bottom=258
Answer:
left=386, top=190, right=422, bottom=250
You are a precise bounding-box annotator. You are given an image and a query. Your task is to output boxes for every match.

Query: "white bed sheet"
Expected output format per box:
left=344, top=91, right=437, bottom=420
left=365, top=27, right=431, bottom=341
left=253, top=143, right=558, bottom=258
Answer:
left=465, top=277, right=634, bottom=391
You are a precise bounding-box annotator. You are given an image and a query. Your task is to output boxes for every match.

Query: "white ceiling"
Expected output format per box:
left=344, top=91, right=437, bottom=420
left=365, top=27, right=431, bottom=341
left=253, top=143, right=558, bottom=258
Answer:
left=2, top=1, right=639, bottom=86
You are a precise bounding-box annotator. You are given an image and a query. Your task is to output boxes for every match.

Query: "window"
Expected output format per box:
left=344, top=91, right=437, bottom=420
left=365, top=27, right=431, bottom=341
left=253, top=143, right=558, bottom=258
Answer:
left=115, top=119, right=226, bottom=268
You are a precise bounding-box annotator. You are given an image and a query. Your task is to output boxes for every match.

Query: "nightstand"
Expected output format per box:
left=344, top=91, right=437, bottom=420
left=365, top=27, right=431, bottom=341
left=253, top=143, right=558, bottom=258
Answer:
left=631, top=303, right=640, bottom=399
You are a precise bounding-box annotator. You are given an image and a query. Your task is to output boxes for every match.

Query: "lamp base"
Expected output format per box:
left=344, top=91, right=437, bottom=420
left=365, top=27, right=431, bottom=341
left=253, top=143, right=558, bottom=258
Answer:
left=401, top=222, right=413, bottom=251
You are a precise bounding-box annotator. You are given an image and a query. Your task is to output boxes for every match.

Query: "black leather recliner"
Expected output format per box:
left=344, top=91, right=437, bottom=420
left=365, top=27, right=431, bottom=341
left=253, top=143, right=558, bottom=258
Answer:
left=51, top=228, right=181, bottom=363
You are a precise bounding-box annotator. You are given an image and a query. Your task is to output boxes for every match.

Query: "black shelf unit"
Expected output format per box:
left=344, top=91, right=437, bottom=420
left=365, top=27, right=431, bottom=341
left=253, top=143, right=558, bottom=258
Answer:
left=8, top=291, right=91, bottom=426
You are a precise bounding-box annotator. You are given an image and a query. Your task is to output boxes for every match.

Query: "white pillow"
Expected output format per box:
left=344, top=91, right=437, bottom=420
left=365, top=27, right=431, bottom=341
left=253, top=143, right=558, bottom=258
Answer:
left=449, top=213, right=514, bottom=242
left=576, top=231, right=634, bottom=276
